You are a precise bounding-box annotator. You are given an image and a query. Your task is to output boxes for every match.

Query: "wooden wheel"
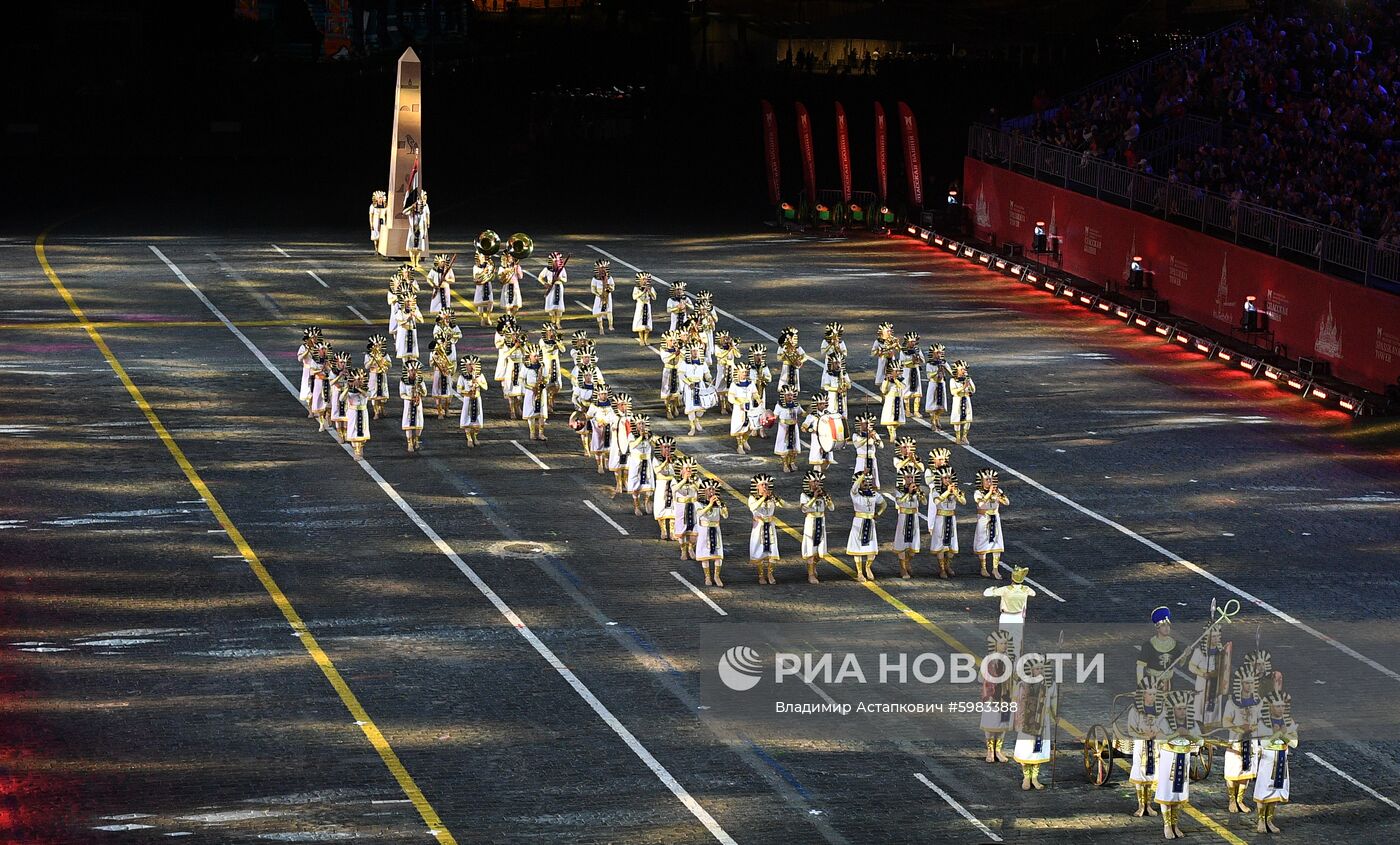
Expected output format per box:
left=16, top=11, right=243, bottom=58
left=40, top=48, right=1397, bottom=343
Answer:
left=1083, top=724, right=1113, bottom=786
left=1191, top=743, right=1214, bottom=781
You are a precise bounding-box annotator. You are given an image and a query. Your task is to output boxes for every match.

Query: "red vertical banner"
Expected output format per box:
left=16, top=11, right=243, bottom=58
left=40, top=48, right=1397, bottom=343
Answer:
left=835, top=102, right=853, bottom=204
left=795, top=101, right=818, bottom=205
left=897, top=101, right=923, bottom=207
left=760, top=100, right=782, bottom=205
left=874, top=102, right=889, bottom=204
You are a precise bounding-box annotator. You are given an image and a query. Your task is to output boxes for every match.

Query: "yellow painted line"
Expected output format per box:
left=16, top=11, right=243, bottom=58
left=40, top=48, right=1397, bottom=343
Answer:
left=0, top=318, right=368, bottom=331
left=35, top=231, right=459, bottom=845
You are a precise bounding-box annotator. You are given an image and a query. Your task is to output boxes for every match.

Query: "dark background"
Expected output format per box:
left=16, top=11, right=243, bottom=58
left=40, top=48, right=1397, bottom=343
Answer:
left=5, top=0, right=1241, bottom=234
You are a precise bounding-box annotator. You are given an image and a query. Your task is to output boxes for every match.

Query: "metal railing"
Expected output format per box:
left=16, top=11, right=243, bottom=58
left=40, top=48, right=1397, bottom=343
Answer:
left=968, top=124, right=1400, bottom=292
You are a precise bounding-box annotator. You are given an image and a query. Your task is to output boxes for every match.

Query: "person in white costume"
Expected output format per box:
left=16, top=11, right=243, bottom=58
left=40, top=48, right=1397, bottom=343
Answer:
left=802, top=391, right=843, bottom=469
left=497, top=252, right=523, bottom=316
left=1254, top=692, right=1297, bottom=834
left=405, top=192, right=429, bottom=269
left=632, top=272, right=656, bottom=346
left=666, top=280, right=691, bottom=332
left=727, top=366, right=762, bottom=454
left=538, top=251, right=567, bottom=328
left=393, top=291, right=422, bottom=363
left=1221, top=663, right=1263, bottom=815
left=871, top=321, right=896, bottom=387
left=747, top=344, right=773, bottom=433
left=747, top=474, right=783, bottom=585
left=343, top=368, right=372, bottom=458
left=1156, top=691, right=1203, bottom=840
left=539, top=323, right=565, bottom=415
left=799, top=470, right=834, bottom=583
left=898, top=331, right=925, bottom=419
left=659, top=330, right=683, bottom=419
left=845, top=471, right=885, bottom=582
left=1127, top=678, right=1167, bottom=818
left=590, top=259, right=615, bottom=334
left=891, top=468, right=925, bottom=579
left=924, top=342, right=952, bottom=430
left=368, top=190, right=388, bottom=245
left=672, top=457, right=701, bottom=562
left=949, top=359, right=976, bottom=444
left=984, top=565, right=1035, bottom=654
left=694, top=478, right=728, bottom=587
left=681, top=344, right=714, bottom=436
left=520, top=343, right=549, bottom=442
left=926, top=466, right=964, bottom=579
left=973, top=468, right=1009, bottom=579
left=427, top=254, right=455, bottom=316
left=297, top=326, right=321, bottom=410
left=776, top=326, right=805, bottom=394
left=455, top=356, right=487, bottom=447
left=772, top=385, right=805, bottom=473
left=980, top=631, right=1018, bottom=763
left=651, top=436, right=679, bottom=540
left=399, top=362, right=426, bottom=453
left=1012, top=656, right=1057, bottom=791
left=364, top=334, right=392, bottom=420
left=850, top=413, right=883, bottom=490
left=625, top=417, right=655, bottom=517
left=471, top=251, right=495, bottom=326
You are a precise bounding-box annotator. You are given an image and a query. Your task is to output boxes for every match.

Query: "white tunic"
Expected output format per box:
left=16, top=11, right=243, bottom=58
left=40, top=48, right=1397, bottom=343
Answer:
left=748, top=497, right=780, bottom=561
left=456, top=374, right=487, bottom=428
left=400, top=379, right=424, bottom=431
left=298, top=345, right=315, bottom=402
left=728, top=381, right=761, bottom=436
left=927, top=486, right=960, bottom=554
left=1154, top=740, right=1199, bottom=805
left=879, top=378, right=905, bottom=426
left=1254, top=731, right=1294, bottom=804
left=608, top=416, right=632, bottom=472
left=428, top=268, right=455, bottom=314
left=925, top=360, right=951, bottom=412
left=406, top=208, right=428, bottom=251
left=973, top=490, right=1008, bottom=553
left=892, top=492, right=922, bottom=552
left=1221, top=699, right=1262, bottom=782
left=777, top=348, right=805, bottom=393
left=845, top=486, right=881, bottom=555
left=394, top=306, right=422, bottom=360
left=472, top=265, right=494, bottom=306
left=591, top=275, right=614, bottom=315
left=695, top=501, right=726, bottom=561
left=800, top=493, right=832, bottom=558
left=851, top=433, right=882, bottom=488
left=950, top=376, right=975, bottom=424
left=1012, top=682, right=1058, bottom=765
left=632, top=287, right=655, bottom=332
left=345, top=391, right=371, bottom=443
left=803, top=411, right=840, bottom=466
left=499, top=265, right=522, bottom=309
left=540, top=267, right=566, bottom=313
left=626, top=438, right=654, bottom=493
left=369, top=204, right=387, bottom=242
left=666, top=295, right=689, bottom=331
left=587, top=404, right=618, bottom=456
left=673, top=484, right=700, bottom=536
left=520, top=365, right=547, bottom=420
left=772, top=403, right=804, bottom=456
left=1127, top=708, right=1165, bottom=784
left=653, top=462, right=676, bottom=520
left=681, top=362, right=712, bottom=414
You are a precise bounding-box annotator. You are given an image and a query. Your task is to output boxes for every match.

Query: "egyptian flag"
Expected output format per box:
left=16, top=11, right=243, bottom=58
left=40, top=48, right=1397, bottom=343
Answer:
left=401, top=156, right=422, bottom=213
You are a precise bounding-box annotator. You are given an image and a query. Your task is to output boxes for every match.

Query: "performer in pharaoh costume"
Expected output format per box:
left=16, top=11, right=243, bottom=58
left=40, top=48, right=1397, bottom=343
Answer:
left=799, top=469, right=833, bottom=583
left=747, top=474, right=783, bottom=585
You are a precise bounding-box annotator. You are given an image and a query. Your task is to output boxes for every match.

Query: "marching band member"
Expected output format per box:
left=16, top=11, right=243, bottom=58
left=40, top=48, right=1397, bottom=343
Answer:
left=493, top=315, right=517, bottom=389
left=298, top=326, right=321, bottom=412
left=681, top=344, right=714, bottom=435
left=498, top=251, right=523, bottom=316
left=850, top=413, right=883, bottom=490
left=1012, top=656, right=1057, bottom=790
left=1156, top=691, right=1203, bottom=839
left=893, top=436, right=923, bottom=479
left=503, top=329, right=527, bottom=420
left=368, top=190, right=388, bottom=246
left=521, top=342, right=550, bottom=442
left=652, top=436, right=679, bottom=539
left=820, top=322, right=847, bottom=382
left=431, top=308, right=461, bottom=361
left=343, top=368, right=371, bottom=458
left=1137, top=608, right=1184, bottom=688
left=608, top=393, right=636, bottom=497
left=328, top=351, right=352, bottom=442
left=365, top=334, right=392, bottom=420
left=714, top=331, right=739, bottom=412
left=632, top=272, right=656, bottom=346
left=802, top=392, right=840, bottom=469
left=727, top=365, right=761, bottom=454
left=406, top=192, right=429, bottom=269
left=773, top=385, right=805, bottom=473
left=823, top=352, right=851, bottom=419
left=539, top=252, right=567, bottom=328
left=455, top=356, right=487, bottom=446
left=1222, top=664, right=1262, bottom=815
left=309, top=342, right=332, bottom=432
left=666, top=281, right=690, bottom=332
left=539, top=323, right=565, bottom=414
left=587, top=386, right=618, bottom=476
left=871, top=321, right=896, bottom=386
left=673, top=456, right=701, bottom=561
left=984, top=566, right=1035, bottom=654
left=1254, top=692, right=1297, bottom=834
left=591, top=259, right=615, bottom=334
left=892, top=468, right=926, bottom=579
left=428, top=254, right=455, bottom=316
left=625, top=415, right=655, bottom=516
left=571, top=348, right=600, bottom=414
left=660, top=331, right=683, bottom=419
left=878, top=365, right=905, bottom=442
left=973, top=468, right=1009, bottom=579
left=949, top=359, right=976, bottom=444
left=925, top=343, right=951, bottom=430
left=927, top=467, right=964, bottom=579
left=472, top=251, right=495, bottom=325
left=900, top=331, right=925, bottom=419
left=846, top=471, right=886, bottom=582
left=428, top=340, right=455, bottom=419
left=1188, top=626, right=1227, bottom=727
left=1128, top=678, right=1167, bottom=817
left=800, top=470, right=833, bottom=583
left=384, top=271, right=402, bottom=336
left=694, top=292, right=717, bottom=363
left=981, top=631, right=1017, bottom=763
left=748, top=344, right=773, bottom=428
left=747, top=474, right=782, bottom=585
left=399, top=362, right=426, bottom=453
left=394, top=291, right=423, bottom=363
left=695, top=478, right=728, bottom=587
left=777, top=327, right=805, bottom=393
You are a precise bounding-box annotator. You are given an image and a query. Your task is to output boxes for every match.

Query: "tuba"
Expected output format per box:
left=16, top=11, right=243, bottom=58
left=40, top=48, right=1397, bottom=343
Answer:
left=475, top=230, right=502, bottom=256
left=507, top=232, right=534, bottom=260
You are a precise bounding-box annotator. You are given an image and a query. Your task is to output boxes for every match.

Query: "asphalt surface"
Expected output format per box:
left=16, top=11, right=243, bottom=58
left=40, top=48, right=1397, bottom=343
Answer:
left=2, top=219, right=1398, bottom=844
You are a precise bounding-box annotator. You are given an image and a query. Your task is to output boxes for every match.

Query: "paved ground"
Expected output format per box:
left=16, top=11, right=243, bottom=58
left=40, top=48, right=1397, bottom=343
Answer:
left=2, top=218, right=1398, bottom=844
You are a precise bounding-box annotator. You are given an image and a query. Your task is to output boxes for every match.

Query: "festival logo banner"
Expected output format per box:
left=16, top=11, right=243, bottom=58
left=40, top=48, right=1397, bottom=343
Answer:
left=760, top=100, right=782, bottom=206
left=874, top=102, right=889, bottom=204
left=795, top=102, right=818, bottom=207
left=896, top=101, right=923, bottom=207
left=835, top=102, right=853, bottom=204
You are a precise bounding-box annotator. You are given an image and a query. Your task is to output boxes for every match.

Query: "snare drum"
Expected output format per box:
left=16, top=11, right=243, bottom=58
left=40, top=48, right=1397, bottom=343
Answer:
left=699, top=385, right=719, bottom=409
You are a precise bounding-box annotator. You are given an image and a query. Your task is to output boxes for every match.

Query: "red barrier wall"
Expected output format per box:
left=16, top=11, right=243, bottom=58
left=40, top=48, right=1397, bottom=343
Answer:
left=964, top=158, right=1400, bottom=393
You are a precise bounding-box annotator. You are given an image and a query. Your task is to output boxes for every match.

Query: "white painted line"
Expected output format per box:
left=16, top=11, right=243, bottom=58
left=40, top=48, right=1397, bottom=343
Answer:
left=271, top=244, right=291, bottom=258
left=585, top=500, right=630, bottom=536
left=995, top=560, right=1065, bottom=603
left=347, top=305, right=372, bottom=325
left=212, top=554, right=246, bottom=559
left=509, top=439, right=550, bottom=470
left=306, top=270, right=330, bottom=289
left=148, top=244, right=738, bottom=845
left=913, top=772, right=1002, bottom=842
left=371, top=799, right=413, bottom=805
left=206, top=529, right=227, bottom=534
left=176, top=500, right=204, bottom=504
left=670, top=570, right=726, bottom=615
left=587, top=243, right=1400, bottom=686
left=1307, top=752, right=1400, bottom=811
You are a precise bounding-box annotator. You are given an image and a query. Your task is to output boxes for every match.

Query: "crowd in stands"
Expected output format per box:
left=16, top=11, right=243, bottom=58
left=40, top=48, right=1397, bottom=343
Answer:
left=1017, top=1, right=1400, bottom=244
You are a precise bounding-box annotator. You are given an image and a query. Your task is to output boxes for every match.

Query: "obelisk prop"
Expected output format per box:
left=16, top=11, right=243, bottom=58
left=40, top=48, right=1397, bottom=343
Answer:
left=377, top=47, right=422, bottom=258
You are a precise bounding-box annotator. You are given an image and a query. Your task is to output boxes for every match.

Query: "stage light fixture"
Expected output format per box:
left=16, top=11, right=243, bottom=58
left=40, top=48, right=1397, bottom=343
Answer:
left=994, top=258, right=1008, bottom=270
left=962, top=245, right=976, bottom=258
left=1173, top=332, right=1191, bottom=345
left=945, top=240, right=960, bottom=252
left=781, top=202, right=797, bottom=220
left=1216, top=350, right=1233, bottom=362
left=1115, top=305, right=1134, bottom=319
left=880, top=207, right=895, bottom=223
left=1339, top=398, right=1359, bottom=412
left=1154, top=324, right=1172, bottom=337
left=1194, top=340, right=1215, bottom=355
left=1310, top=388, right=1328, bottom=400
left=1059, top=285, right=1077, bottom=298
left=1024, top=271, right=1039, bottom=284
left=1096, top=301, right=1113, bottom=312
left=933, top=234, right=946, bottom=246
left=906, top=225, right=918, bottom=235
left=920, top=230, right=931, bottom=241
left=850, top=203, right=865, bottom=222
left=978, top=253, right=992, bottom=265
left=815, top=203, right=832, bottom=221
left=1134, top=316, right=1150, bottom=327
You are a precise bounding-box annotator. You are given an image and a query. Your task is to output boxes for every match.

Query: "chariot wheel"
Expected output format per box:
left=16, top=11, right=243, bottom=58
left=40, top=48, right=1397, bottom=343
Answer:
left=1191, top=743, right=1214, bottom=781
left=1084, top=724, right=1113, bottom=786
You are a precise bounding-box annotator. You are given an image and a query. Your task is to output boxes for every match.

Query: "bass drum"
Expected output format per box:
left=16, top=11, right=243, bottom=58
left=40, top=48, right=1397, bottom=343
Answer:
left=816, top=415, right=845, bottom=453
